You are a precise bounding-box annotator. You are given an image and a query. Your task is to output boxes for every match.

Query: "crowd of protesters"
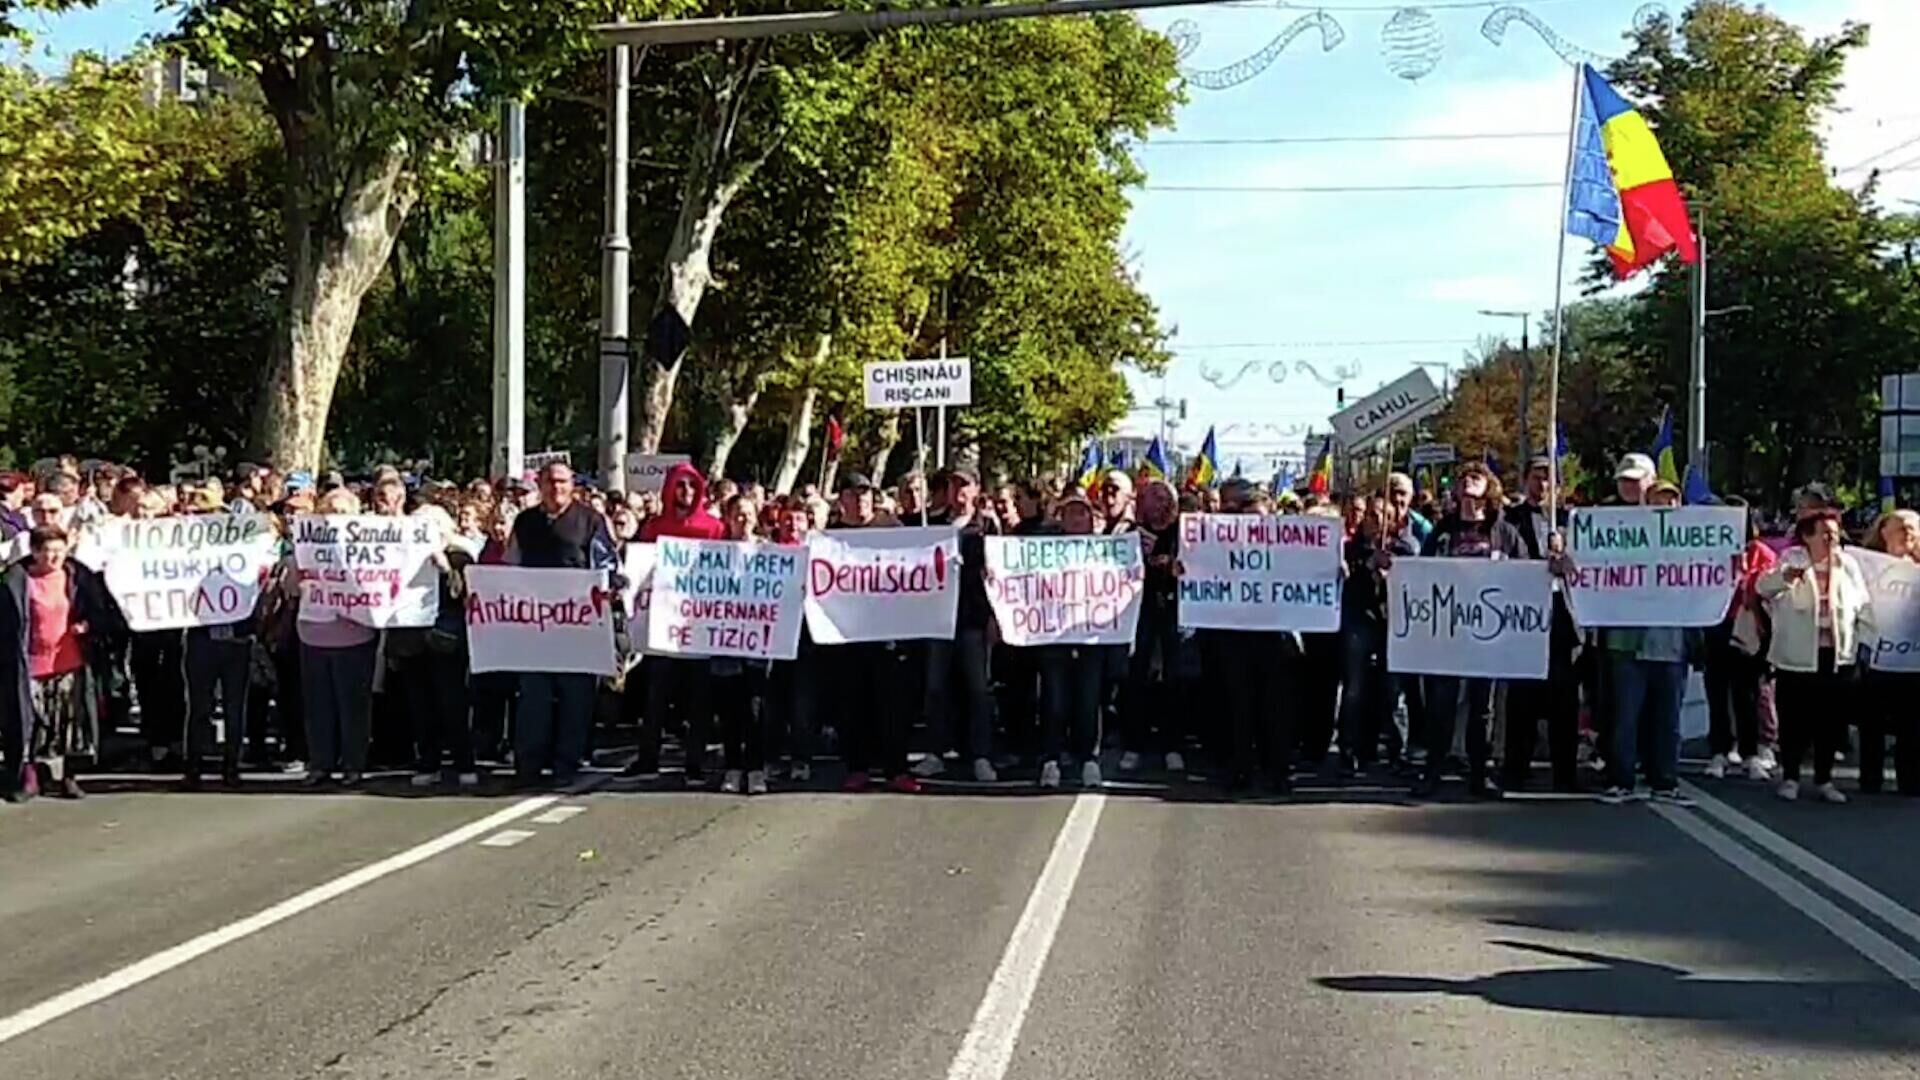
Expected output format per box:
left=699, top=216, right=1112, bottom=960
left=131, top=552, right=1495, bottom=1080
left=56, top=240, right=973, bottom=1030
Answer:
left=0, top=449, right=1912, bottom=806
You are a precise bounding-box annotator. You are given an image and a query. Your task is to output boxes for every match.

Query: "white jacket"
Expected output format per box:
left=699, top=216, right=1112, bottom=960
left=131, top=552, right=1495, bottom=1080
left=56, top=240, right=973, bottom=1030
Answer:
left=1756, top=548, right=1874, bottom=673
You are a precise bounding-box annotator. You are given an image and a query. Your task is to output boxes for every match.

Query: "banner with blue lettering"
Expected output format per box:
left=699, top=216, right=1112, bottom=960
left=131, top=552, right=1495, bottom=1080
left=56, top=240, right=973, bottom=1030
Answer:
left=983, top=535, right=1144, bottom=646
left=1175, top=513, right=1341, bottom=631
left=1565, top=506, right=1745, bottom=627
left=1387, top=557, right=1551, bottom=679
left=647, top=538, right=805, bottom=660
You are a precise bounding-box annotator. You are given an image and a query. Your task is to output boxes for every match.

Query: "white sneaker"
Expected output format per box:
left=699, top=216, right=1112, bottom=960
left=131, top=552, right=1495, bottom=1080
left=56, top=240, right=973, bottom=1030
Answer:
left=972, top=757, right=999, bottom=783
left=1081, top=760, right=1103, bottom=788
left=1600, top=785, right=1631, bottom=805
left=457, top=772, right=481, bottom=789
left=746, top=770, right=768, bottom=796
left=1705, top=754, right=1728, bottom=779
left=1725, top=749, right=1745, bottom=768
left=1165, top=750, right=1186, bottom=773
left=789, top=761, right=811, bottom=783
left=1755, top=747, right=1779, bottom=772
left=720, top=770, right=744, bottom=794
left=911, top=755, right=947, bottom=779
left=410, top=771, right=439, bottom=788
left=1118, top=751, right=1140, bottom=772
left=1775, top=779, right=1800, bottom=801
left=1746, top=756, right=1774, bottom=782
left=1039, top=761, right=1062, bottom=789
left=1814, top=782, right=1848, bottom=805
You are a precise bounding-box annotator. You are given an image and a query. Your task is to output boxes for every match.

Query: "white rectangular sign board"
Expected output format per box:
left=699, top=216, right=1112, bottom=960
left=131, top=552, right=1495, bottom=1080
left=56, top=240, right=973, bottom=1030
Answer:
left=292, top=514, right=442, bottom=628
left=1175, top=513, right=1342, bottom=631
left=1328, top=368, right=1444, bottom=448
left=983, top=534, right=1144, bottom=646
left=99, top=515, right=281, bottom=631
left=1564, top=506, right=1745, bottom=627
left=863, top=357, right=973, bottom=408
left=464, top=566, right=618, bottom=676
left=1856, top=549, right=1920, bottom=672
left=647, top=538, right=806, bottom=660
left=623, top=453, right=692, bottom=494
left=803, top=527, right=961, bottom=644
left=1388, top=557, right=1552, bottom=679
left=1410, top=442, right=1457, bottom=467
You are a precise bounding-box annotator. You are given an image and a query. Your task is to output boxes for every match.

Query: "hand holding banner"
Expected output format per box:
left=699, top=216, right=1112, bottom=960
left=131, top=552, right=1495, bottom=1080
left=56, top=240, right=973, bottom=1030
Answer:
left=465, top=566, right=617, bottom=675
left=647, top=538, right=805, bottom=660
left=293, top=514, right=442, bottom=628
left=1565, top=506, right=1745, bottom=627
left=1388, top=557, right=1552, bottom=679
left=99, top=514, right=280, bottom=631
left=1175, top=513, right=1340, bottom=631
left=804, top=527, right=960, bottom=644
left=983, top=535, right=1143, bottom=646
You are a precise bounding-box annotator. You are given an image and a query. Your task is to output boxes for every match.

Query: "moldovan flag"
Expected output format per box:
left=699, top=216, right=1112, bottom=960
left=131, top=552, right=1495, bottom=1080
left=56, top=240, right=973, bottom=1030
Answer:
left=1185, top=427, right=1218, bottom=490
left=1565, top=63, right=1697, bottom=279
left=1306, top=437, right=1334, bottom=497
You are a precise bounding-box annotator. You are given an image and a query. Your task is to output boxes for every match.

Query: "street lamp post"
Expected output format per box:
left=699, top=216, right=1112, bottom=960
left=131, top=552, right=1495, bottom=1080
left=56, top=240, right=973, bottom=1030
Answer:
left=1480, top=309, right=1532, bottom=472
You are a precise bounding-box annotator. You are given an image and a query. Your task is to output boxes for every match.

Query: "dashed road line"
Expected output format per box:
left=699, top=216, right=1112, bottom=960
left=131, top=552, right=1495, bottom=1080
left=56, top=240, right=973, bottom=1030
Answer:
left=530, top=805, right=589, bottom=826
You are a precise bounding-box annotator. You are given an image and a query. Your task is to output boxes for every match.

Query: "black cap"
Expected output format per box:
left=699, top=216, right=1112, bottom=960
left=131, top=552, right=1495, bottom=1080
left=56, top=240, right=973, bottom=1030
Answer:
left=837, top=471, right=875, bottom=493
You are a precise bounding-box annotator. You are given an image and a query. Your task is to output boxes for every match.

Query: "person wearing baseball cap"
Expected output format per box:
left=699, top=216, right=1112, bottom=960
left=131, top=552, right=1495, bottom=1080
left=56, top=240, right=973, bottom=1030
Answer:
left=1612, top=452, right=1656, bottom=506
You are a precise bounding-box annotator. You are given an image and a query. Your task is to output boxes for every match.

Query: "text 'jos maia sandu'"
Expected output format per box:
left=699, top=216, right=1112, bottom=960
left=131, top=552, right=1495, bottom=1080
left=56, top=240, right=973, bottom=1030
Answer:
left=1393, top=582, right=1548, bottom=641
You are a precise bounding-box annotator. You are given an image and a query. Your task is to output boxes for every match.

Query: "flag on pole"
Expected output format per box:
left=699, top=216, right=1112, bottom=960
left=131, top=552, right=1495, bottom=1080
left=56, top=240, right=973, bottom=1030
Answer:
left=1650, top=406, right=1679, bottom=484
left=1555, top=423, right=1569, bottom=462
left=1272, top=462, right=1294, bottom=494
left=1681, top=462, right=1713, bottom=505
left=1307, top=437, right=1334, bottom=496
left=1075, top=441, right=1104, bottom=493
left=1140, top=436, right=1171, bottom=481
left=1186, top=427, right=1219, bottom=490
left=824, top=414, right=845, bottom=462
left=1566, top=63, right=1698, bottom=279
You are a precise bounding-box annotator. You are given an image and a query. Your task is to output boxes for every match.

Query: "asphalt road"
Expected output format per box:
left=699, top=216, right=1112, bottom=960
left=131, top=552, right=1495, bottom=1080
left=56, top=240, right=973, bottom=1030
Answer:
left=4, top=763, right=1919, bottom=1080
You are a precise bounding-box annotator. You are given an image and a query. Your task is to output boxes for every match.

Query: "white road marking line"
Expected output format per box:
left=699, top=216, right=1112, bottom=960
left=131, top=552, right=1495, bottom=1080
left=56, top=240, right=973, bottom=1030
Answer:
left=945, top=793, right=1106, bottom=1080
left=0, top=794, right=560, bottom=1046
left=478, top=829, right=539, bottom=848
left=529, top=806, right=588, bottom=826
left=1679, top=779, right=1920, bottom=947
left=1652, top=803, right=1920, bottom=995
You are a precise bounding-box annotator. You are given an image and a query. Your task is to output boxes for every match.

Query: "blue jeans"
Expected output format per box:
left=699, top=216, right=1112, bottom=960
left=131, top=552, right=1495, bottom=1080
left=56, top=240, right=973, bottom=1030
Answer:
left=1607, top=654, right=1686, bottom=792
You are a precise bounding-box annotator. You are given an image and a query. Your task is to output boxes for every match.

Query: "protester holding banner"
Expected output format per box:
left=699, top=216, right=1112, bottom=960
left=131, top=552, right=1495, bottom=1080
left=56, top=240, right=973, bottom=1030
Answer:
left=1704, top=499, right=1779, bottom=783
left=295, top=488, right=380, bottom=786
left=180, top=505, right=274, bottom=790
left=1032, top=496, right=1108, bottom=788
left=1, top=526, right=122, bottom=801
left=1859, top=510, right=1920, bottom=795
left=1759, top=509, right=1875, bottom=804
left=822, top=473, right=917, bottom=793
left=116, top=483, right=188, bottom=770
left=625, top=461, right=724, bottom=783
left=764, top=496, right=821, bottom=782
left=1339, top=495, right=1419, bottom=776
left=395, top=504, right=477, bottom=789
left=709, top=493, right=771, bottom=795
left=1198, top=477, right=1297, bottom=794
left=1120, top=479, right=1184, bottom=775
left=919, top=469, right=1000, bottom=783
left=1501, top=457, right=1581, bottom=793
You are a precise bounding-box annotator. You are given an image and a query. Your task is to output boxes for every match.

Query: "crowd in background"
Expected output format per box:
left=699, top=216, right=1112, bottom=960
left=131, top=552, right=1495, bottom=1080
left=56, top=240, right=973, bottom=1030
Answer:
left=0, top=449, right=1912, bottom=806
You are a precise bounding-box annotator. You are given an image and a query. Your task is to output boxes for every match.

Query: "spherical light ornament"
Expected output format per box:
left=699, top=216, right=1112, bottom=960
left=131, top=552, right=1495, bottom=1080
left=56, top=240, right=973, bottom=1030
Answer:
left=1633, top=3, right=1671, bottom=34
left=1381, top=7, right=1443, bottom=82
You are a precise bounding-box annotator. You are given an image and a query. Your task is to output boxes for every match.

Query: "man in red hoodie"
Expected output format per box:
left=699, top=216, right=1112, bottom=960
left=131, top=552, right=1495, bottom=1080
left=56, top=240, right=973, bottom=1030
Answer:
left=628, top=463, right=726, bottom=782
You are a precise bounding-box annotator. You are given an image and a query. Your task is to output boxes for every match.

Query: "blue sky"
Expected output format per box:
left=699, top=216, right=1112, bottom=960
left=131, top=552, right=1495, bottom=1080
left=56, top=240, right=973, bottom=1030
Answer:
left=20, top=1, right=1918, bottom=475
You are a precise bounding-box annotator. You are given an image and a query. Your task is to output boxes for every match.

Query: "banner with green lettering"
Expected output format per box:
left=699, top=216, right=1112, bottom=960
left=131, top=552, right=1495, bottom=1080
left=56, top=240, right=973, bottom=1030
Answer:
left=1565, top=506, right=1746, bottom=627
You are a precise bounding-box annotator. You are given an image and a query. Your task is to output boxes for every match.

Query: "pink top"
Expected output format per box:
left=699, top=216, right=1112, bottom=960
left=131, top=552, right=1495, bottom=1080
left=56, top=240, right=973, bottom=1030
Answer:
left=27, top=568, right=83, bottom=678
left=296, top=611, right=378, bottom=649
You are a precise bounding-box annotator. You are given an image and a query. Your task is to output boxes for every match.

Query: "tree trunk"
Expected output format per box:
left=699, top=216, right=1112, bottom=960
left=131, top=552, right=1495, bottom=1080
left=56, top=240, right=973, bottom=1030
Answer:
left=634, top=46, right=779, bottom=454
left=702, top=383, right=760, bottom=483
left=251, top=57, right=416, bottom=471
left=772, top=384, right=817, bottom=496
left=868, top=412, right=902, bottom=480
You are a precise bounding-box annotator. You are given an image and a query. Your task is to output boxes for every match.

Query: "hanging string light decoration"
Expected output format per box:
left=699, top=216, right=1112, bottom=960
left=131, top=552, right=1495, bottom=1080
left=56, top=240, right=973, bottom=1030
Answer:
left=1633, top=3, right=1672, bottom=34
left=1479, top=5, right=1624, bottom=67
left=1381, top=7, right=1444, bottom=81
left=1165, top=11, right=1346, bottom=91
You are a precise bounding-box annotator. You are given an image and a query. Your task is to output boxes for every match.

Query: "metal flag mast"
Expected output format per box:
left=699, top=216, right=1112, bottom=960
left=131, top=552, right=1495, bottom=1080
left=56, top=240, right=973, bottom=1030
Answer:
left=1545, top=60, right=1585, bottom=535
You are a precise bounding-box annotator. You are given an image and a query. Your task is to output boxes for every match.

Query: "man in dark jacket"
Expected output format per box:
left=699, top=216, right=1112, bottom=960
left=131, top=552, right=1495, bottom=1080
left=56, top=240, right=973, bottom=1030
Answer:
left=1120, top=478, right=1182, bottom=774
left=1338, top=494, right=1423, bottom=776
left=825, top=472, right=918, bottom=793
left=1501, top=456, right=1582, bottom=792
left=918, top=468, right=999, bottom=782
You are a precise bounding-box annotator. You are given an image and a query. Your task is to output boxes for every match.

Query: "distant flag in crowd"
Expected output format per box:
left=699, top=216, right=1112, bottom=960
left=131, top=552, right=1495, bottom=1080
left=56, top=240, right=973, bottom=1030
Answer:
left=1650, top=406, right=1679, bottom=484
left=1140, top=435, right=1171, bottom=481
left=1076, top=440, right=1104, bottom=493
left=1565, top=63, right=1698, bottom=279
left=1882, top=476, right=1897, bottom=513
left=1555, top=423, right=1569, bottom=462
left=1682, top=462, right=1713, bottom=505
left=1231, top=459, right=1244, bottom=480
left=824, top=414, right=846, bottom=462
left=1485, top=449, right=1502, bottom=478
left=1307, top=437, right=1334, bottom=496
left=1186, top=427, right=1219, bottom=490
left=1272, top=462, right=1295, bottom=494
left=1112, top=446, right=1131, bottom=471
left=1414, top=465, right=1431, bottom=493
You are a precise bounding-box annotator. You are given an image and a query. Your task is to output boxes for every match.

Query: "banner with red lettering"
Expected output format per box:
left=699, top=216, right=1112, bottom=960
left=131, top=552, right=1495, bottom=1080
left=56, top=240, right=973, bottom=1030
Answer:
left=293, top=514, right=441, bottom=628
left=983, top=535, right=1144, bottom=647
left=803, top=527, right=960, bottom=644
left=98, top=514, right=280, bottom=631
left=648, top=538, right=805, bottom=660
left=1565, top=506, right=1745, bottom=627
left=1176, top=513, right=1342, bottom=631
left=464, top=566, right=618, bottom=675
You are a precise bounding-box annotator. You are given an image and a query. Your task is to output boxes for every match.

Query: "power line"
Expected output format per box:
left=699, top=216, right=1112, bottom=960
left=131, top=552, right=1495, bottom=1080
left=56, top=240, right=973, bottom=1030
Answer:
left=1172, top=338, right=1478, bottom=350
left=1144, top=180, right=1559, bottom=193
left=1145, top=131, right=1562, bottom=147
left=1838, top=132, right=1920, bottom=174
left=1206, top=0, right=1581, bottom=11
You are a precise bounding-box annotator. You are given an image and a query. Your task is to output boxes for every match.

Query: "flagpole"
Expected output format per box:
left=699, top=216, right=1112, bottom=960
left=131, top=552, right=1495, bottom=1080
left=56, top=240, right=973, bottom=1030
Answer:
left=1546, top=60, right=1584, bottom=533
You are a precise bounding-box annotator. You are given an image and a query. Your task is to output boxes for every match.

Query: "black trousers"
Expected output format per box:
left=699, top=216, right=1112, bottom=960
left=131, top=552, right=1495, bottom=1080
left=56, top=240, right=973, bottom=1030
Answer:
left=642, top=656, right=713, bottom=777
left=716, top=668, right=766, bottom=772
left=1705, top=620, right=1765, bottom=760
left=130, top=630, right=186, bottom=754
left=1121, top=606, right=1180, bottom=757
left=765, top=644, right=821, bottom=768
left=832, top=643, right=907, bottom=778
left=270, top=640, right=307, bottom=762
left=1775, top=649, right=1845, bottom=786
left=1423, top=676, right=1494, bottom=784
left=1296, top=631, right=1341, bottom=764
left=1504, top=606, right=1581, bottom=789
left=1038, top=645, right=1104, bottom=762
left=1203, top=630, right=1289, bottom=783
left=185, top=633, right=252, bottom=776
left=1860, top=669, right=1919, bottom=794
left=404, top=650, right=472, bottom=773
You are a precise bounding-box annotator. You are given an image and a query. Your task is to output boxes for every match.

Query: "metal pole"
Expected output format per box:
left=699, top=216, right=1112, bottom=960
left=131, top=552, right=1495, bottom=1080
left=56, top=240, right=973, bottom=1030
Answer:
left=1546, top=61, right=1583, bottom=529
left=1688, top=214, right=1708, bottom=480
left=936, top=336, right=949, bottom=469
left=598, top=46, right=633, bottom=493
left=1516, top=313, right=1532, bottom=475
left=914, top=407, right=928, bottom=526
left=492, top=98, right=527, bottom=480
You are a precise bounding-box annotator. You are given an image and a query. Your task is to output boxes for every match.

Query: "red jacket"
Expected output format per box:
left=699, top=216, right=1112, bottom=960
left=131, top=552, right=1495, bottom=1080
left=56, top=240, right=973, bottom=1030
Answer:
left=638, top=463, right=726, bottom=541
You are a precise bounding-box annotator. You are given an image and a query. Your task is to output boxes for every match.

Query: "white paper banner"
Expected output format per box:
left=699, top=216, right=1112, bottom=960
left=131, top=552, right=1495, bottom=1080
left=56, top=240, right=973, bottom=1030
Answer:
left=802, top=527, right=960, bottom=644
left=98, top=515, right=280, bottom=631
left=983, top=534, right=1144, bottom=647
left=293, top=514, right=441, bottom=628
left=1388, top=557, right=1552, bottom=679
left=1856, top=549, right=1920, bottom=672
left=620, top=542, right=658, bottom=653
left=647, top=538, right=805, bottom=660
left=1175, top=513, right=1341, bottom=631
left=464, top=566, right=617, bottom=676
left=623, top=452, right=692, bottom=494
left=1565, top=506, right=1746, bottom=628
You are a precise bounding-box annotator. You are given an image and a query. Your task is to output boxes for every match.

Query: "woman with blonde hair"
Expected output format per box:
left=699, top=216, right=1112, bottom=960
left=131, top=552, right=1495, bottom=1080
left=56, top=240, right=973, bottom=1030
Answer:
left=295, top=487, right=380, bottom=785
left=1757, top=509, right=1875, bottom=803
left=1859, top=508, right=1919, bottom=794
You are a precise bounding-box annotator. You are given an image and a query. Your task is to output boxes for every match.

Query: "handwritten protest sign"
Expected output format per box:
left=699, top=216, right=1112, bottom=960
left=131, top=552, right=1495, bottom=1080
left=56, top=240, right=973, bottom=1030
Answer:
left=464, top=566, right=617, bottom=676
left=804, top=527, right=960, bottom=644
left=648, top=538, right=805, bottom=660
left=983, top=535, right=1143, bottom=647
left=620, top=543, right=657, bottom=654
left=1565, top=506, right=1745, bottom=627
left=293, top=514, right=441, bottom=628
left=1388, top=557, right=1551, bottom=679
left=99, top=515, right=280, bottom=631
left=1855, top=549, right=1920, bottom=672
left=1175, top=513, right=1341, bottom=631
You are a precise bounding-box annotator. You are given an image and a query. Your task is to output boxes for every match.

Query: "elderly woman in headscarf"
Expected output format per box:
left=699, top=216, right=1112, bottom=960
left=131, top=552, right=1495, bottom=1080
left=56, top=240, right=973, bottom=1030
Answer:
left=2, top=525, right=124, bottom=800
